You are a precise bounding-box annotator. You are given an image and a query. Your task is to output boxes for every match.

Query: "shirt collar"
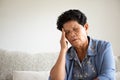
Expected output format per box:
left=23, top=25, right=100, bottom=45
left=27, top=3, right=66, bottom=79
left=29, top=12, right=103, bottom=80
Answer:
left=87, top=36, right=97, bottom=56
left=66, top=36, right=96, bottom=60
left=66, top=47, right=76, bottom=60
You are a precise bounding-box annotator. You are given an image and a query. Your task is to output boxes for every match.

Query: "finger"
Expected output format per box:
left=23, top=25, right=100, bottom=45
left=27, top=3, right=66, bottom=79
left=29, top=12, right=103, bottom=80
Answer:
left=62, top=28, right=66, bottom=39
left=62, top=28, right=68, bottom=45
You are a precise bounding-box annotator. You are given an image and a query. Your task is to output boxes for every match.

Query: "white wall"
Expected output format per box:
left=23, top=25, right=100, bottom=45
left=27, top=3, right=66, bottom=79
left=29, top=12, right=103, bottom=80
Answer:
left=0, top=0, right=120, bottom=55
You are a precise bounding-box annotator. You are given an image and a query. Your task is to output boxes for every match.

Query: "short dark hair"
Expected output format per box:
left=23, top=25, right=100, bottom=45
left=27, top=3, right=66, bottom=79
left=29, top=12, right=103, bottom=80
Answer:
left=57, top=9, right=87, bottom=31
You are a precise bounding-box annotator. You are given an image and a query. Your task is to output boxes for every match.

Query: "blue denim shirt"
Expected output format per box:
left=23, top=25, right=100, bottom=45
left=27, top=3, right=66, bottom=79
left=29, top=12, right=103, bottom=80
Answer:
left=49, top=37, right=115, bottom=80
left=65, top=37, right=115, bottom=80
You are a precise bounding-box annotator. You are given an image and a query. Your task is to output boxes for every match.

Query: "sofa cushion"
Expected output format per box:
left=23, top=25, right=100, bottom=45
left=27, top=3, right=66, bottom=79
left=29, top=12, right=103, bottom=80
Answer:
left=13, top=71, right=50, bottom=80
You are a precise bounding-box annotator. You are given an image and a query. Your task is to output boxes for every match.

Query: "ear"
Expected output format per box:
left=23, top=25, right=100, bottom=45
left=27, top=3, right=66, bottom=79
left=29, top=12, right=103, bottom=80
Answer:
left=84, top=23, right=89, bottom=34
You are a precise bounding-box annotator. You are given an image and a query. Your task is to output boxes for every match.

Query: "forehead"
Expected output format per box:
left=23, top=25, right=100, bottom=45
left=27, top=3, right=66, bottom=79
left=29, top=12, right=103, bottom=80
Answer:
left=63, top=20, right=82, bottom=30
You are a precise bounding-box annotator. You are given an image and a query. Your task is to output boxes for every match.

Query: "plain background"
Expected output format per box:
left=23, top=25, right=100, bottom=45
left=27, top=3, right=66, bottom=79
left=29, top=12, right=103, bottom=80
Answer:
left=0, top=0, right=120, bottom=56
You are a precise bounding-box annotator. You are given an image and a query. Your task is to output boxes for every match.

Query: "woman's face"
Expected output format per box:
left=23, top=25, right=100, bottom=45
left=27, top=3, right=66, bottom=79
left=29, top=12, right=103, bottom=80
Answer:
left=63, top=20, right=88, bottom=47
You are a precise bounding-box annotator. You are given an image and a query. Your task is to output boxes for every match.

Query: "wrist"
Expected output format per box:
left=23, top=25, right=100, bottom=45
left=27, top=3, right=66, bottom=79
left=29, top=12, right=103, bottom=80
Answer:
left=60, top=48, right=67, bottom=52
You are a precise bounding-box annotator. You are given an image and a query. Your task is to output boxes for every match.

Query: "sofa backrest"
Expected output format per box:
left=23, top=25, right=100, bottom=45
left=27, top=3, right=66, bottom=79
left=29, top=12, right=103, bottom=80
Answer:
left=0, top=49, right=120, bottom=80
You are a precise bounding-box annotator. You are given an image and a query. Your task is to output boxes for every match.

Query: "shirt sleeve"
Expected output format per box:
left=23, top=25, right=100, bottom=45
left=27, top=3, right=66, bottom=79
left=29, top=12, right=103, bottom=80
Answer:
left=97, top=42, right=116, bottom=80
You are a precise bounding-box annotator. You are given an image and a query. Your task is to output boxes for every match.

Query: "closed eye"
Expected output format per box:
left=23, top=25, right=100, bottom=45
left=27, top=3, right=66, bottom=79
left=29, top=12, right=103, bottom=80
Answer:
left=73, top=28, right=79, bottom=32
left=65, top=31, right=70, bottom=35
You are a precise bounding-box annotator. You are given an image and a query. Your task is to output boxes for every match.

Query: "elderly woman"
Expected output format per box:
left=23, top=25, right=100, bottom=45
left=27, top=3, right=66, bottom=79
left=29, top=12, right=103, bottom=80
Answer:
left=49, top=9, right=115, bottom=80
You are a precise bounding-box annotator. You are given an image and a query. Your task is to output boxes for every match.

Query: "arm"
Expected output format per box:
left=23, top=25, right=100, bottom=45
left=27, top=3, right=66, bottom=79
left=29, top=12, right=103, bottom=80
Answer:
left=95, top=42, right=115, bottom=80
left=50, top=28, right=68, bottom=80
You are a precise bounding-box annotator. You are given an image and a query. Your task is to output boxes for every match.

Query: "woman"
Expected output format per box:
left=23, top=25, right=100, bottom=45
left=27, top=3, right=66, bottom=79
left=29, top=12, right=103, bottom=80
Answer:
left=49, top=9, right=115, bottom=80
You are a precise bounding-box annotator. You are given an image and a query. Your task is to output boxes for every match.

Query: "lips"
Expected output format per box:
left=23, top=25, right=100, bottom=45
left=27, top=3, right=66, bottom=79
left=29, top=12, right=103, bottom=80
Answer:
left=72, top=39, right=78, bottom=42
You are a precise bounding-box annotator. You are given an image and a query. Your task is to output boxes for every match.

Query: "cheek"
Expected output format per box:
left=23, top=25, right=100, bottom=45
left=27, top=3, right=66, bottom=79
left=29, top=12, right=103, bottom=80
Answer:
left=65, top=35, right=71, bottom=42
left=79, top=29, right=87, bottom=36
left=65, top=35, right=69, bottom=40
left=82, top=28, right=88, bottom=35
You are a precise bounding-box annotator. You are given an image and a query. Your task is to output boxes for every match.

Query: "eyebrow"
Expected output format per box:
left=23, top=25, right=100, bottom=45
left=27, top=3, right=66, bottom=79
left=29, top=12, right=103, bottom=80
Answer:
left=64, top=30, right=69, bottom=32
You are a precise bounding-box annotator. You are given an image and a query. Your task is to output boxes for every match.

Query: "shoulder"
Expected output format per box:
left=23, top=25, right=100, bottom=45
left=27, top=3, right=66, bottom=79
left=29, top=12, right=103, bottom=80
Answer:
left=91, top=38, right=113, bottom=59
left=92, top=38, right=112, bottom=51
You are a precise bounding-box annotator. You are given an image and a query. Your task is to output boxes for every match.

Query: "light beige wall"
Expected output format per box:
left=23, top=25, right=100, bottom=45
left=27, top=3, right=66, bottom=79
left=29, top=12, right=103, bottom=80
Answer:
left=0, top=0, right=120, bottom=55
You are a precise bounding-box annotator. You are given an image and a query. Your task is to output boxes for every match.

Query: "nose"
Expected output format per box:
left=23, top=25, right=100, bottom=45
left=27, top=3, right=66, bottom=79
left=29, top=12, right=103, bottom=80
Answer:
left=70, top=31, right=76, bottom=37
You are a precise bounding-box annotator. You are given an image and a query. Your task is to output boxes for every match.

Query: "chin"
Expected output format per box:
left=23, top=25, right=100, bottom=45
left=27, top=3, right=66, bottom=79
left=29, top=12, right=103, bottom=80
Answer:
left=72, top=43, right=79, bottom=47
left=72, top=42, right=81, bottom=47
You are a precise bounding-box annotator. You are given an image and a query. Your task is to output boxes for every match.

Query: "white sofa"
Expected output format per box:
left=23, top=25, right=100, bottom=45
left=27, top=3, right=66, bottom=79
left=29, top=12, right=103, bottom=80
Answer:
left=0, top=49, right=58, bottom=80
left=0, top=49, right=120, bottom=80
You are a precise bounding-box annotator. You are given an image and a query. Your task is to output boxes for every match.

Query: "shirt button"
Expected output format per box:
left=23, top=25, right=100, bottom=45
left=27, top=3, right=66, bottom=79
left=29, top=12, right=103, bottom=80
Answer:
left=74, top=74, right=77, bottom=77
left=79, top=74, right=83, bottom=78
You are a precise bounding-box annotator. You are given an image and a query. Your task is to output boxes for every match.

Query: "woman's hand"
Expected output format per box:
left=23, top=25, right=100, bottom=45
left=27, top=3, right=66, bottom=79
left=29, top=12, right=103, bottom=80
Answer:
left=60, top=28, right=68, bottom=51
left=50, top=28, right=67, bottom=80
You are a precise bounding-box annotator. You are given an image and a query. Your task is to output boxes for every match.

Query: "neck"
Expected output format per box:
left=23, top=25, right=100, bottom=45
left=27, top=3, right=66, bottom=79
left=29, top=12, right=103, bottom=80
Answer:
left=75, top=39, right=89, bottom=62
